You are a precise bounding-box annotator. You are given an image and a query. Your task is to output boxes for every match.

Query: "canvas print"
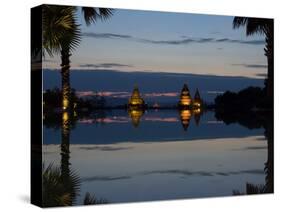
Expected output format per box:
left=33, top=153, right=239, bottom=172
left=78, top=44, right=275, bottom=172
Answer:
left=31, top=4, right=273, bottom=207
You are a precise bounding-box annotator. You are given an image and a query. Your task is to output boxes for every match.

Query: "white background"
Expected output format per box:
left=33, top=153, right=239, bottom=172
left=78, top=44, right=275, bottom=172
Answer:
left=0, top=0, right=279, bottom=211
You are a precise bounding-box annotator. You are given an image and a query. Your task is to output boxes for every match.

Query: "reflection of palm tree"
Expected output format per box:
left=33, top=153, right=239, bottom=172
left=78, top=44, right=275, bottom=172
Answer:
left=61, top=111, right=71, bottom=186
left=41, top=5, right=113, bottom=111
left=83, top=192, right=108, bottom=205
left=232, top=115, right=273, bottom=195
left=43, top=111, right=108, bottom=207
left=263, top=116, right=273, bottom=193
left=42, top=163, right=80, bottom=207
left=43, top=111, right=80, bottom=207
left=233, top=183, right=266, bottom=195
left=233, top=17, right=273, bottom=97
left=43, top=164, right=108, bottom=207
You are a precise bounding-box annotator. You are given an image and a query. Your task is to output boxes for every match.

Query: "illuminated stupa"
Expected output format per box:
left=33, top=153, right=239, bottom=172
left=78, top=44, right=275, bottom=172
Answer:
left=178, top=84, right=192, bottom=108
left=193, top=88, right=202, bottom=108
left=128, top=85, right=145, bottom=109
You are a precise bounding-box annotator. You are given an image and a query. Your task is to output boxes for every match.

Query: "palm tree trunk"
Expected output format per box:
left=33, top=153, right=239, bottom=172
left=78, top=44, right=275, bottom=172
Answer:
left=61, top=46, right=71, bottom=111
left=265, top=30, right=273, bottom=99
left=60, top=46, right=73, bottom=204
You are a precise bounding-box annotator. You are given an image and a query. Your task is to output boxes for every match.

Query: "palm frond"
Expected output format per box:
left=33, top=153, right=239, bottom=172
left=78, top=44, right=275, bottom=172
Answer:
left=232, top=182, right=266, bottom=196
left=246, top=183, right=266, bottom=194
left=233, top=17, right=272, bottom=36
left=81, top=7, right=114, bottom=25
left=233, top=17, right=248, bottom=29
left=98, top=8, right=114, bottom=20
left=42, top=5, right=81, bottom=57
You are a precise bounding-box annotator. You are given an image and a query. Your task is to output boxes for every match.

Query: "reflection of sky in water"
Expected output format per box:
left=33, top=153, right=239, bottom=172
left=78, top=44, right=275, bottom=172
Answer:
left=43, top=110, right=267, bottom=204
left=43, top=136, right=267, bottom=204
left=43, top=110, right=264, bottom=144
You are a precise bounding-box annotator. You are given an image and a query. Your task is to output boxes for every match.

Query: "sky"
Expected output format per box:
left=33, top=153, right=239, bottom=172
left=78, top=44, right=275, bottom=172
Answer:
left=43, top=8, right=267, bottom=79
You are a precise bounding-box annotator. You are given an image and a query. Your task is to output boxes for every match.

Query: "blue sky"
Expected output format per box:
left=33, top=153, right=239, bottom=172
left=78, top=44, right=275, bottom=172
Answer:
left=43, top=8, right=267, bottom=79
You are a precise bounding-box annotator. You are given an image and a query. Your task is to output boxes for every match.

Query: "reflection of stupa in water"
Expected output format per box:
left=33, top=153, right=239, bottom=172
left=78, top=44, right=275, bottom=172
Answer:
left=178, top=84, right=192, bottom=109
left=128, top=85, right=145, bottom=127
left=178, top=84, right=203, bottom=128
left=193, top=107, right=201, bottom=126
left=193, top=88, right=202, bottom=108
left=128, top=85, right=145, bottom=109
left=128, top=109, right=144, bottom=127
left=179, top=110, right=192, bottom=131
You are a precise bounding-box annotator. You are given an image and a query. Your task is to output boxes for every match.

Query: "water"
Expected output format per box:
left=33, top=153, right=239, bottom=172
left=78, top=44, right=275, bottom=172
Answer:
left=43, top=110, right=270, bottom=205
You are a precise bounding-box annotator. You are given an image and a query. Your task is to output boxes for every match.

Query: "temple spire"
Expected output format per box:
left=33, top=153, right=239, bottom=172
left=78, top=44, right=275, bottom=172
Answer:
left=178, top=83, right=192, bottom=108
left=128, top=85, right=145, bottom=109
left=193, top=88, right=202, bottom=108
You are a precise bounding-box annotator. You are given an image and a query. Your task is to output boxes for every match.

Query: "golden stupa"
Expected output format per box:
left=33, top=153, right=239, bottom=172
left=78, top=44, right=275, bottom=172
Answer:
left=178, top=84, right=192, bottom=108
left=193, top=88, right=202, bottom=108
left=128, top=85, right=145, bottom=109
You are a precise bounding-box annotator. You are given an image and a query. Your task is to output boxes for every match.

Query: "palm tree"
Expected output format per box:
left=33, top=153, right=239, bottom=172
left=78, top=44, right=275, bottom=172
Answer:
left=83, top=192, right=108, bottom=205
left=37, top=7, right=113, bottom=207
left=41, top=5, right=113, bottom=111
left=233, top=17, right=273, bottom=98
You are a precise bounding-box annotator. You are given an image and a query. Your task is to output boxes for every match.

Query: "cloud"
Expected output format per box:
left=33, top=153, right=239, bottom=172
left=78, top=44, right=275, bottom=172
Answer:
left=76, top=91, right=96, bottom=97
left=256, top=73, right=267, bottom=77
left=82, top=175, right=132, bottom=182
left=144, top=92, right=178, bottom=97
left=232, top=146, right=267, bottom=151
left=81, top=168, right=264, bottom=183
left=143, top=169, right=213, bottom=177
left=232, top=63, right=267, bottom=69
left=76, top=91, right=178, bottom=99
left=207, top=90, right=225, bottom=95
left=144, top=117, right=178, bottom=122
left=79, top=146, right=133, bottom=151
left=79, top=63, right=133, bottom=69
left=78, top=116, right=179, bottom=124
left=216, top=38, right=264, bottom=45
left=82, top=31, right=265, bottom=46
left=82, top=32, right=133, bottom=39
left=139, top=38, right=196, bottom=45
left=99, top=91, right=130, bottom=97
left=78, top=117, right=130, bottom=124
left=76, top=91, right=130, bottom=98
left=142, top=169, right=264, bottom=177
left=244, top=146, right=267, bottom=150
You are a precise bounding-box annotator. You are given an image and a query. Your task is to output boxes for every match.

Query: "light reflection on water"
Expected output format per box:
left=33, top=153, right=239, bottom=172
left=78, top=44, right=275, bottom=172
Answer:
left=43, top=110, right=270, bottom=205
left=44, top=110, right=264, bottom=144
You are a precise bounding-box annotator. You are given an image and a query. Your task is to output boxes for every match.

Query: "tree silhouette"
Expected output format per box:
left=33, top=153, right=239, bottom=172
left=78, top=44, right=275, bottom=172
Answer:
left=42, top=163, right=80, bottom=207
left=83, top=192, right=108, bottom=205
left=37, top=5, right=113, bottom=112
left=233, top=17, right=273, bottom=98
